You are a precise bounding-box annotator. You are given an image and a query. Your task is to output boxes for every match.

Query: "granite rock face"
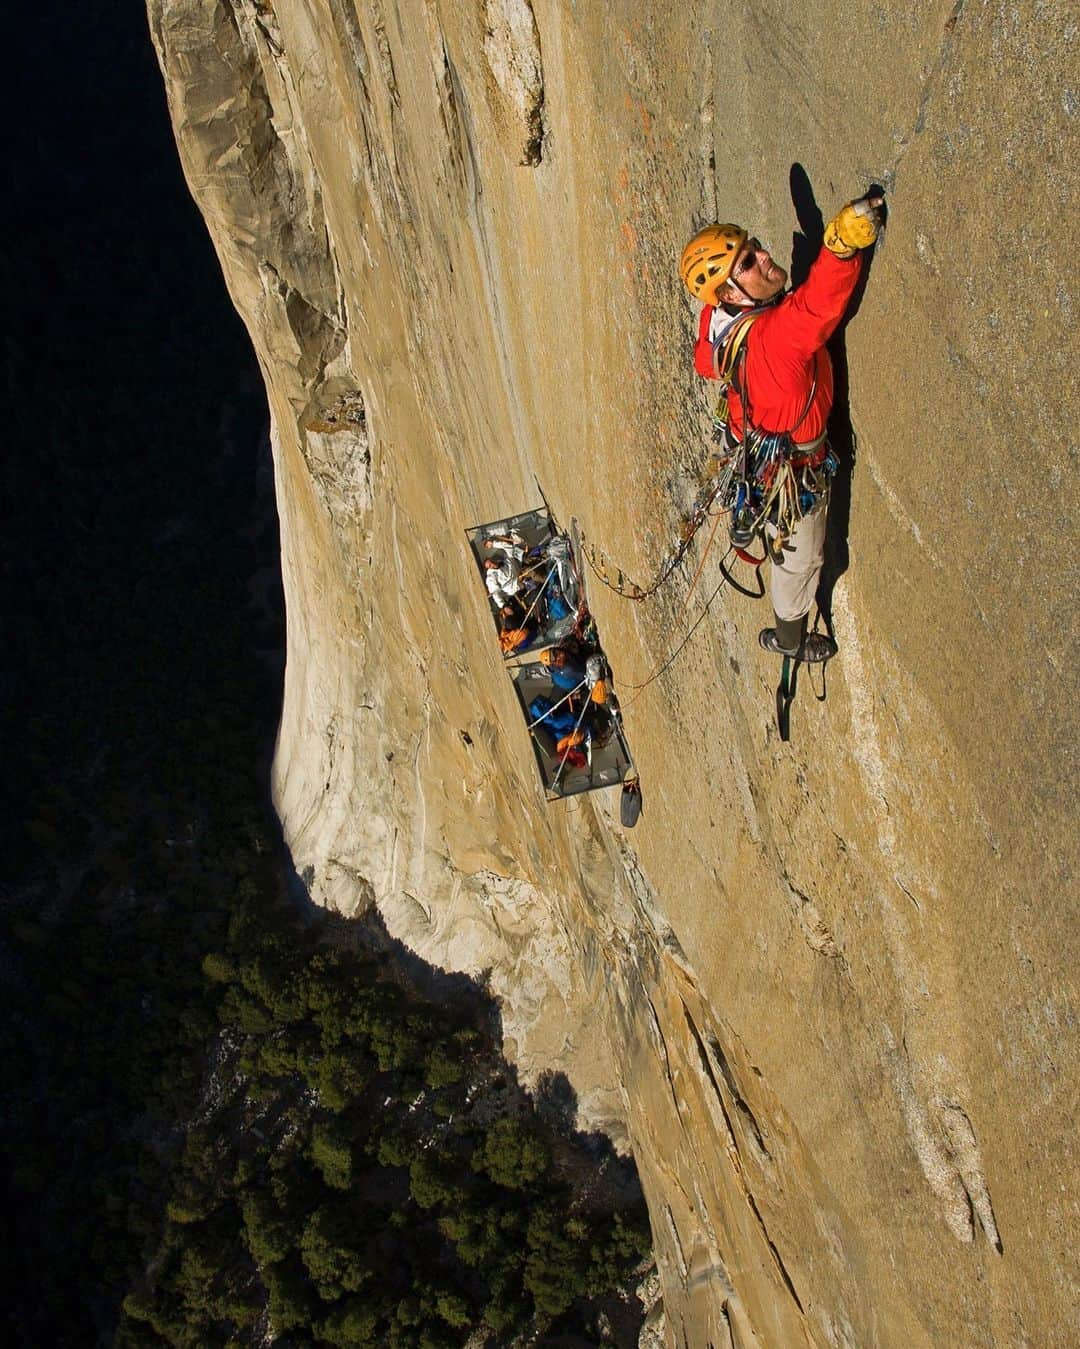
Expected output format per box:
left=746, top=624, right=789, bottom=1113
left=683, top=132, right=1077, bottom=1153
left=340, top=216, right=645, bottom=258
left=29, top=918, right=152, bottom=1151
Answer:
left=148, top=2, right=1077, bottom=1343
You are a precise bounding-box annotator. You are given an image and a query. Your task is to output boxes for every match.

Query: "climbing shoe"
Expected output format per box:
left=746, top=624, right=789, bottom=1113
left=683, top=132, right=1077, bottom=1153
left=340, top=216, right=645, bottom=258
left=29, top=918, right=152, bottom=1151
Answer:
left=758, top=627, right=798, bottom=657
left=758, top=627, right=837, bottom=663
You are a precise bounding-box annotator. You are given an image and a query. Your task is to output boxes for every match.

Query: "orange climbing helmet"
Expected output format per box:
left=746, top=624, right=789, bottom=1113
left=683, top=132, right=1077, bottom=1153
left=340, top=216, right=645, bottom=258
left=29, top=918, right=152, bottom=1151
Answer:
left=680, top=224, right=747, bottom=304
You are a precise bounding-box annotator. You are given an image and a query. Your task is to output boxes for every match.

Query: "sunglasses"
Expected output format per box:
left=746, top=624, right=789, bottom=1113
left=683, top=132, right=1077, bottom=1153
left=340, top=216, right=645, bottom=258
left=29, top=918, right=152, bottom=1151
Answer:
left=734, top=238, right=763, bottom=276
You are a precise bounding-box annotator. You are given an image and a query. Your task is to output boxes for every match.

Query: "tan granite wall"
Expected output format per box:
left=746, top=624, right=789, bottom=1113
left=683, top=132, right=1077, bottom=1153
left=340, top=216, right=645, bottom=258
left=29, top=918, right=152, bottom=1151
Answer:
left=149, top=2, right=1077, bottom=1342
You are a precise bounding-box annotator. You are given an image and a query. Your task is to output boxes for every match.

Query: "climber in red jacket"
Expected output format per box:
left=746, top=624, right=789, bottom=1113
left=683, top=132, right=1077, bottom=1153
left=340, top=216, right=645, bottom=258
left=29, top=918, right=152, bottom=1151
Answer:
left=681, top=194, right=883, bottom=662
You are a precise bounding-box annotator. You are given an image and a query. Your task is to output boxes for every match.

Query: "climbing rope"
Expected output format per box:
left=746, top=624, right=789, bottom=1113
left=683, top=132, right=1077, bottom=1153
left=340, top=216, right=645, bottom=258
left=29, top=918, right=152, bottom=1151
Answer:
left=563, top=312, right=837, bottom=732
left=571, top=436, right=764, bottom=702
left=579, top=432, right=827, bottom=610
left=551, top=693, right=594, bottom=792
left=580, top=459, right=735, bottom=602
left=575, top=421, right=834, bottom=706
left=524, top=677, right=587, bottom=730
left=515, top=562, right=557, bottom=632
left=620, top=548, right=740, bottom=701
left=567, top=453, right=754, bottom=705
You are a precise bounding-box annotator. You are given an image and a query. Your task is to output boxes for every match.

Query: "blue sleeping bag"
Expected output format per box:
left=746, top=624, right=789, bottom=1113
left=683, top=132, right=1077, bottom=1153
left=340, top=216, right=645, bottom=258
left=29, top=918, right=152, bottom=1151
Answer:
left=528, top=695, right=577, bottom=737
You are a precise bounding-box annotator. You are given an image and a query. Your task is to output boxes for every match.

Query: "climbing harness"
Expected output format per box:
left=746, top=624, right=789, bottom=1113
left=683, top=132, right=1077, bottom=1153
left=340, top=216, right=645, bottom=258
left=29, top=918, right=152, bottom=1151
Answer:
left=711, top=308, right=836, bottom=552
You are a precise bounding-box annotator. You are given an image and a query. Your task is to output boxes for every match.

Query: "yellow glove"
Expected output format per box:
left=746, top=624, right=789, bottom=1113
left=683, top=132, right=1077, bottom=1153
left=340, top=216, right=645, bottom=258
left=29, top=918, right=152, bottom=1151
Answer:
left=824, top=195, right=884, bottom=258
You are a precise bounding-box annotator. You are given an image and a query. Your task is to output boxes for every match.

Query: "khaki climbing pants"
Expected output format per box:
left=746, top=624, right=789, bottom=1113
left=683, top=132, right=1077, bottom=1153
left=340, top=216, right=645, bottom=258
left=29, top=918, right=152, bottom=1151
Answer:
left=766, top=495, right=828, bottom=622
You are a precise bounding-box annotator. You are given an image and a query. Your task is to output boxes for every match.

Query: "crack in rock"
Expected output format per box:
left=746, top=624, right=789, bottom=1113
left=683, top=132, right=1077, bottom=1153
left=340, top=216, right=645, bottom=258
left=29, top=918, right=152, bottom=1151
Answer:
left=680, top=1005, right=804, bottom=1317
left=886, top=0, right=969, bottom=186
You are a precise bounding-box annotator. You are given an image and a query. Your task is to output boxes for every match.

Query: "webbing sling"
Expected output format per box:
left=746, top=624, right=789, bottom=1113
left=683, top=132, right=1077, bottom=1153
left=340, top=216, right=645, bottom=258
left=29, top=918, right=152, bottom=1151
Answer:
left=710, top=311, right=759, bottom=383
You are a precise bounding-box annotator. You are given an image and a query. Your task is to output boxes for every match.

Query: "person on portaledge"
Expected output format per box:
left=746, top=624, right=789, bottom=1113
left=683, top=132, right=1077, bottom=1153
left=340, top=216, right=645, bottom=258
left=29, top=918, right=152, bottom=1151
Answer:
left=681, top=192, right=883, bottom=662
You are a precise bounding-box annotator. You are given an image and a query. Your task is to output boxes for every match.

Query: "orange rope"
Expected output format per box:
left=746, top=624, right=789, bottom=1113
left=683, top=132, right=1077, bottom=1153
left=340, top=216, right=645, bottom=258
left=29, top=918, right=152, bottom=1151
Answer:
left=681, top=504, right=724, bottom=610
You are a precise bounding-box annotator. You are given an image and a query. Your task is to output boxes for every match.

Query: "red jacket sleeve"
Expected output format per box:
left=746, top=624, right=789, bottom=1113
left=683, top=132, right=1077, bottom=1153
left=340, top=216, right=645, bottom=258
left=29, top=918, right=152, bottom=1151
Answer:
left=727, top=249, right=865, bottom=439
left=754, top=248, right=864, bottom=364
left=694, top=304, right=717, bottom=379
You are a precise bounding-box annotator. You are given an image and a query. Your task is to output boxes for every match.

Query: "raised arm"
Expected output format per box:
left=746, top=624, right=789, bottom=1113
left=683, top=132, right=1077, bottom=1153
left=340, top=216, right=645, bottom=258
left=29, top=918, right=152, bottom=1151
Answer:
left=755, top=247, right=864, bottom=364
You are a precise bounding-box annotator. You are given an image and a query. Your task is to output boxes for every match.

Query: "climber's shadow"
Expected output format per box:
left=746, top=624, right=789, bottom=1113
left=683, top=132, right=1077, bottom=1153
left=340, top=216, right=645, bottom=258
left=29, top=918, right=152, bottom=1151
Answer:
left=788, top=163, right=880, bottom=639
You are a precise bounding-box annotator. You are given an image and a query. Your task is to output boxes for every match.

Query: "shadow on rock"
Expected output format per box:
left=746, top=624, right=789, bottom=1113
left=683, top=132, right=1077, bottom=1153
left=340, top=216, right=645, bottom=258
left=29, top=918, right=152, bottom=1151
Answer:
left=282, top=834, right=643, bottom=1197
left=788, top=162, right=882, bottom=640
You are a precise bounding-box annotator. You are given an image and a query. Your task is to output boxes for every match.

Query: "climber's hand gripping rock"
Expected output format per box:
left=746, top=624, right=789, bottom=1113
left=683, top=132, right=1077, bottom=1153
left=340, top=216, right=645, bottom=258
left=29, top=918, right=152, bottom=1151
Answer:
left=824, top=193, right=886, bottom=259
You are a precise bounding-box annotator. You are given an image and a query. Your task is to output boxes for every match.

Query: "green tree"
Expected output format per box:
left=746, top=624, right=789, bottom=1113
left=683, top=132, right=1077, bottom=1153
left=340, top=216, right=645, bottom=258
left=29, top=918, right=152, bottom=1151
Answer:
left=310, top=1118, right=353, bottom=1190
left=424, top=1043, right=464, bottom=1089
left=433, top=1289, right=471, bottom=1329
left=409, top=1153, right=464, bottom=1211
left=240, top=1191, right=293, bottom=1266
left=472, top=1117, right=550, bottom=1190
left=524, top=1204, right=595, bottom=1318
left=319, top=1298, right=381, bottom=1347
left=300, top=1204, right=369, bottom=1300
left=264, top=1257, right=315, bottom=1332
left=202, top=951, right=235, bottom=984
